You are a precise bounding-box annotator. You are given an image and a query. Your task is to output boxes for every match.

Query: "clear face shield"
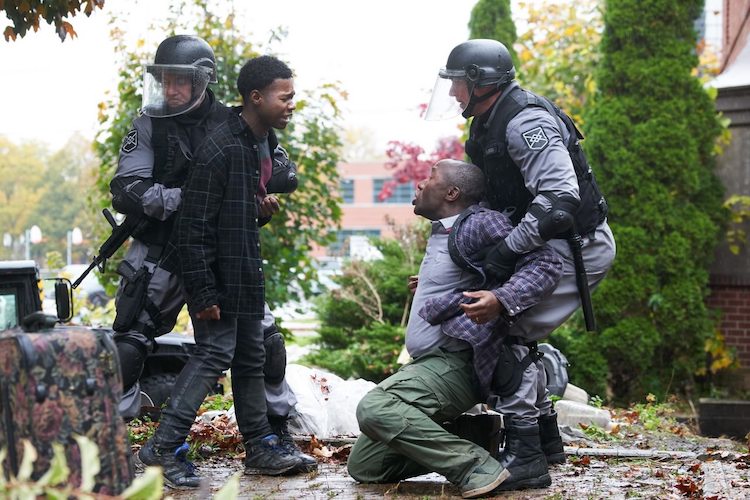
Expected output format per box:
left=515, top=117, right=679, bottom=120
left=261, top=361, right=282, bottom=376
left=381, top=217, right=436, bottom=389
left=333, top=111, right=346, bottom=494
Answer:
left=141, top=64, right=210, bottom=118
left=424, top=71, right=469, bottom=121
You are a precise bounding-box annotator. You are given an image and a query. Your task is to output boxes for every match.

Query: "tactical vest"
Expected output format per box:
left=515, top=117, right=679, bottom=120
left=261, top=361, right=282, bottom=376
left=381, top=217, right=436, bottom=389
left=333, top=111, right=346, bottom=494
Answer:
left=465, top=86, right=608, bottom=236
left=136, top=95, right=231, bottom=247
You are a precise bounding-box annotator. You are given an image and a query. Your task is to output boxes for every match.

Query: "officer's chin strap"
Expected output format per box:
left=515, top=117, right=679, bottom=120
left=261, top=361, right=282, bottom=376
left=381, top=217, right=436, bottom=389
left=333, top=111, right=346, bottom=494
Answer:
left=462, top=82, right=501, bottom=119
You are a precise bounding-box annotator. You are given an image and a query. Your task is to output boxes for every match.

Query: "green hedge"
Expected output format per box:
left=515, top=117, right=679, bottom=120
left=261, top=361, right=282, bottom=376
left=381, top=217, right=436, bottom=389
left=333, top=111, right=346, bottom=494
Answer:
left=580, top=0, right=727, bottom=401
left=304, top=225, right=427, bottom=382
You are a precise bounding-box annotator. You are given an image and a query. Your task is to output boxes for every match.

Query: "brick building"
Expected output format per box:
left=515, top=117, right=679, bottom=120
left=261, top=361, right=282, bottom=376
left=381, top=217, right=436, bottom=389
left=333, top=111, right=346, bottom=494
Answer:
left=314, top=162, right=417, bottom=259
left=707, top=0, right=750, bottom=387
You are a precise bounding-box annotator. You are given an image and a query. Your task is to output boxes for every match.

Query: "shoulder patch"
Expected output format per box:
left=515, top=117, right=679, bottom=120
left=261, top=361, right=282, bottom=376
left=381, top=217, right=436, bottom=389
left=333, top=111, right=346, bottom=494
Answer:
left=521, top=126, right=549, bottom=151
left=121, top=129, right=138, bottom=153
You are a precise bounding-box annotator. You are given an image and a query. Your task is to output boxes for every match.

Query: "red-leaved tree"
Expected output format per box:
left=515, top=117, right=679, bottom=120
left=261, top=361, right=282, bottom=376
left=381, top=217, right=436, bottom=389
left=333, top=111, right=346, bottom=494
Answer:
left=378, top=136, right=464, bottom=201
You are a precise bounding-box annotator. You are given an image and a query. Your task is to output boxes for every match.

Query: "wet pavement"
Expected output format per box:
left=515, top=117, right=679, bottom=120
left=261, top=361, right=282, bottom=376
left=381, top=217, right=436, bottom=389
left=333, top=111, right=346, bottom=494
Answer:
left=156, top=447, right=750, bottom=499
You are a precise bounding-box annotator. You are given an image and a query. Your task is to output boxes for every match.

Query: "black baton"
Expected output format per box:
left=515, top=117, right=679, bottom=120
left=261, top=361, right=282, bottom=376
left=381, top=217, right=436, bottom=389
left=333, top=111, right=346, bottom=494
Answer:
left=567, top=232, right=596, bottom=332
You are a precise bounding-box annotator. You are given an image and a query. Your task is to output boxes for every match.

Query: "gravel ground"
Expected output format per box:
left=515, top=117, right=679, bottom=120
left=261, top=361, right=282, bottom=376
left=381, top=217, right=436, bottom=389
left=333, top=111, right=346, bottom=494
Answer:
left=152, top=415, right=750, bottom=500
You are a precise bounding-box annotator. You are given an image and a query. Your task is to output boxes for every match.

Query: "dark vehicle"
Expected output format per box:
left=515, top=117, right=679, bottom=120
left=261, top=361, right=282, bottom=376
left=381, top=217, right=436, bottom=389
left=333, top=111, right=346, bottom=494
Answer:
left=0, top=260, right=203, bottom=411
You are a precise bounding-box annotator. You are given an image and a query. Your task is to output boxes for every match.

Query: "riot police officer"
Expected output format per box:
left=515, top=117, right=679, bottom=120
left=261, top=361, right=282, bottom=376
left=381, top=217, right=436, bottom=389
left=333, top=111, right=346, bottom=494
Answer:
left=427, top=39, right=616, bottom=491
left=111, top=36, right=314, bottom=487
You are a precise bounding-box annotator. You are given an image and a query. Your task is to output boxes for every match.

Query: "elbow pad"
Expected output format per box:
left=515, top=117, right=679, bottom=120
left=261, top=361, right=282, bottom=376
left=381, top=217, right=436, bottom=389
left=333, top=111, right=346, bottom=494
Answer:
left=110, top=176, right=153, bottom=216
left=534, top=193, right=580, bottom=240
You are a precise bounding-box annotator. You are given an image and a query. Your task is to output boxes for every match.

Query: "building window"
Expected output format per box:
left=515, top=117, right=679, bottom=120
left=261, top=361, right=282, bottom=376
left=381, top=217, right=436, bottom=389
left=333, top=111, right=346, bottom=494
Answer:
left=328, top=229, right=381, bottom=257
left=340, top=179, right=354, bottom=204
left=373, top=178, right=414, bottom=204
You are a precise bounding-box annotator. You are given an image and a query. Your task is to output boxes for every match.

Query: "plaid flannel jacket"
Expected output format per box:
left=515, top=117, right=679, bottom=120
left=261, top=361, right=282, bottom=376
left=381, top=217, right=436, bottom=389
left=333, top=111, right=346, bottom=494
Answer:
left=178, top=112, right=278, bottom=318
left=418, top=205, right=563, bottom=396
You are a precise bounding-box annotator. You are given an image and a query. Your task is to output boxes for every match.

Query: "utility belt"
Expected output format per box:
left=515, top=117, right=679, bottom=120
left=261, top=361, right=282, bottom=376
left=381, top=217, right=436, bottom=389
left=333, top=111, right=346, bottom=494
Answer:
left=491, top=338, right=543, bottom=398
left=112, top=244, right=165, bottom=336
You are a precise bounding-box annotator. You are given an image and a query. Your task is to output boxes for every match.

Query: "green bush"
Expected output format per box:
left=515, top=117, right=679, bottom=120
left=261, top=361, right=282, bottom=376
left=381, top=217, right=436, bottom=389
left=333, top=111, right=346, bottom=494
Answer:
left=305, top=222, right=427, bottom=382
left=549, top=315, right=609, bottom=398
left=583, top=0, right=727, bottom=402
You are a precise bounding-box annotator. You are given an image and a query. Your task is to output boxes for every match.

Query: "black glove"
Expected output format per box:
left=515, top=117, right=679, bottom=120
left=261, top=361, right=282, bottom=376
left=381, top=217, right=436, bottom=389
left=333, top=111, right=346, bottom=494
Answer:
left=482, top=239, right=519, bottom=283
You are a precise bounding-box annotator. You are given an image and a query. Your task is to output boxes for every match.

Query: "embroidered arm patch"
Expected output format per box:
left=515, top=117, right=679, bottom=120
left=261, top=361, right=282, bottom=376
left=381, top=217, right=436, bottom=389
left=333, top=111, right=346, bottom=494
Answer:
left=121, top=129, right=138, bottom=153
left=522, top=126, right=549, bottom=151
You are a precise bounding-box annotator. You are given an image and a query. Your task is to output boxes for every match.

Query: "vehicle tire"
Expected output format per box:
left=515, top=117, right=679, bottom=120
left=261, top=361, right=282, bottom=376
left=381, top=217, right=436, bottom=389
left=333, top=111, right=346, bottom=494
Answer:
left=139, top=373, right=178, bottom=409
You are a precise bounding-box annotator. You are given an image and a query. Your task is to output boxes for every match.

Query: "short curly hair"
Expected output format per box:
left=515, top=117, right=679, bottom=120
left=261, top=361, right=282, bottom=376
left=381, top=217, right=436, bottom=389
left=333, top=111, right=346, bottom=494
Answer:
left=440, top=159, right=486, bottom=205
left=237, top=55, right=293, bottom=102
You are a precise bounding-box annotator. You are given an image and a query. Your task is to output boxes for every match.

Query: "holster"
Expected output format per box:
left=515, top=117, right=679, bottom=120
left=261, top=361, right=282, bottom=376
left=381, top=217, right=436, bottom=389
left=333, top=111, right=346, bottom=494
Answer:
left=113, top=260, right=151, bottom=333
left=491, top=342, right=523, bottom=397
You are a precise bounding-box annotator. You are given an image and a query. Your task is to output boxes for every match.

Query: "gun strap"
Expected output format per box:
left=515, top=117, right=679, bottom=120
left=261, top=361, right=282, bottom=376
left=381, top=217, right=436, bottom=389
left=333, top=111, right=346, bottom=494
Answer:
left=504, top=337, right=543, bottom=368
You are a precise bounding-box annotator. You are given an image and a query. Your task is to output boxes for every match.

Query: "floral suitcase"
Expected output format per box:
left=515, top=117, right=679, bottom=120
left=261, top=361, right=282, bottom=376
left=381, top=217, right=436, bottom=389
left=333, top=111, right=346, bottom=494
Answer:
left=0, top=327, right=133, bottom=495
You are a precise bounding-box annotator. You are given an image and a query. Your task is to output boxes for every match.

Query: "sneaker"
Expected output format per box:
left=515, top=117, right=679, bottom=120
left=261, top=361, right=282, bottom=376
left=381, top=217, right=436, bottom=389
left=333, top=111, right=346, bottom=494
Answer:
left=136, top=440, right=201, bottom=489
left=459, top=460, right=509, bottom=498
left=271, top=417, right=319, bottom=473
left=244, top=434, right=303, bottom=476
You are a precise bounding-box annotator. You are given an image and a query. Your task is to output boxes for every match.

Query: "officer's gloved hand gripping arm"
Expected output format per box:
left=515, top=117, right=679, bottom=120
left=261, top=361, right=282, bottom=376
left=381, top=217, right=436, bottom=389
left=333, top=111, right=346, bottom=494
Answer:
left=258, top=145, right=298, bottom=227
left=482, top=193, right=579, bottom=281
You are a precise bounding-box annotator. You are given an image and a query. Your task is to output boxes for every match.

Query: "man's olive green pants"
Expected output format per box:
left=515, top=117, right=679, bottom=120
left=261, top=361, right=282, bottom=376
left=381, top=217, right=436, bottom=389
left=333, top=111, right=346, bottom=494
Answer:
left=347, top=348, right=497, bottom=486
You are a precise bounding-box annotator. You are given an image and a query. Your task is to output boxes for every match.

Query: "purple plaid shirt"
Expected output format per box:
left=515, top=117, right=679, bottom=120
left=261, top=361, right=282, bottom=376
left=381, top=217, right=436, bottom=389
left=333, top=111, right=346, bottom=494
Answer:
left=418, top=205, right=563, bottom=396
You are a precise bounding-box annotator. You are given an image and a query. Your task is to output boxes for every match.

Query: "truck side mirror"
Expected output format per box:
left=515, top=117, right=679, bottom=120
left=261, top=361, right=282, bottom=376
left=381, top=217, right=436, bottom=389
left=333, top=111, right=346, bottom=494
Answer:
left=54, top=278, right=73, bottom=322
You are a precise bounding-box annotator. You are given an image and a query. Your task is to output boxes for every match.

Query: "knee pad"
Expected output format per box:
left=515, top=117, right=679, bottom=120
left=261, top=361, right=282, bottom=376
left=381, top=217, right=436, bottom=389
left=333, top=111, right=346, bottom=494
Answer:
left=116, top=337, right=148, bottom=392
left=263, top=329, right=287, bottom=385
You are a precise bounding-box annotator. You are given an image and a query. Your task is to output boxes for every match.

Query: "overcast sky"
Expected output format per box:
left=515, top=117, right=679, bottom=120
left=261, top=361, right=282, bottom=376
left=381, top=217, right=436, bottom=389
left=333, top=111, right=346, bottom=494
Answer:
left=0, top=0, right=477, bottom=155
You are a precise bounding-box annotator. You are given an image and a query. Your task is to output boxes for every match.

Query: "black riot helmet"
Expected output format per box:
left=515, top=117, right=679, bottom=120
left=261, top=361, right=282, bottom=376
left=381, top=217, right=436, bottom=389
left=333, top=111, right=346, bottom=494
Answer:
left=142, top=35, right=218, bottom=118
left=425, top=39, right=516, bottom=120
left=440, top=39, right=515, bottom=88
left=153, top=35, right=218, bottom=83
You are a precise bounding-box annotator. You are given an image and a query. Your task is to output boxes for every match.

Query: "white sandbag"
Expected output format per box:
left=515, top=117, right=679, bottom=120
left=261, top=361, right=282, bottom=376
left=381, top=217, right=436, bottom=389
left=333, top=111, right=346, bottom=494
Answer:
left=326, top=377, right=377, bottom=437
left=555, top=399, right=612, bottom=430
left=561, top=382, right=589, bottom=404
left=284, top=363, right=376, bottom=439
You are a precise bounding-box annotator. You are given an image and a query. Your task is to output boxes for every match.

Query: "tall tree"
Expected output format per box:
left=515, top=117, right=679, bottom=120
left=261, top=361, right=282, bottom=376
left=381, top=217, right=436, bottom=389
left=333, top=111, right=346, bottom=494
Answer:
left=515, top=0, right=602, bottom=126
left=93, top=1, right=343, bottom=308
left=0, top=134, right=98, bottom=263
left=468, top=0, right=519, bottom=68
left=580, top=0, right=726, bottom=401
left=0, top=137, right=46, bottom=260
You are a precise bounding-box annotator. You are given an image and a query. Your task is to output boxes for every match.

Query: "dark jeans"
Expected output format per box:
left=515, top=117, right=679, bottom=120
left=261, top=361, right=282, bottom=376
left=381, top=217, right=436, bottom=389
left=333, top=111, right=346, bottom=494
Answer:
left=152, top=314, right=271, bottom=450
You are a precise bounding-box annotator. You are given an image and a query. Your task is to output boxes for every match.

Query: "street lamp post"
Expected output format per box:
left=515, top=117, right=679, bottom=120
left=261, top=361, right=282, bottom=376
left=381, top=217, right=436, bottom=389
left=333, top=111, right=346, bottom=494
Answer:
left=24, top=225, right=42, bottom=261
left=2, top=233, right=11, bottom=256
left=67, top=227, right=83, bottom=266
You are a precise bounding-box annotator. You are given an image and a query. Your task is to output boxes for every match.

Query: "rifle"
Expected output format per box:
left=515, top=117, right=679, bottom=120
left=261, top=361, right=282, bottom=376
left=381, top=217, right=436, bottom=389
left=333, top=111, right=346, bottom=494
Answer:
left=72, top=209, right=145, bottom=289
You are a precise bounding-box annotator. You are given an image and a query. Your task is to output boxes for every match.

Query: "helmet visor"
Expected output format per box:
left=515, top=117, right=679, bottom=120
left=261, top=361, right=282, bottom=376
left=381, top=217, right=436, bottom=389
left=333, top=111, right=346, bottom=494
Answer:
left=142, top=64, right=210, bottom=118
left=424, top=75, right=464, bottom=121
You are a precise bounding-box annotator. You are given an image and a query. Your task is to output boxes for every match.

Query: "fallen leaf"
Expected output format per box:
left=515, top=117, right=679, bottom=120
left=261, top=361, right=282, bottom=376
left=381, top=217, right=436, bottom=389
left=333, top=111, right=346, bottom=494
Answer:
left=312, top=446, right=334, bottom=458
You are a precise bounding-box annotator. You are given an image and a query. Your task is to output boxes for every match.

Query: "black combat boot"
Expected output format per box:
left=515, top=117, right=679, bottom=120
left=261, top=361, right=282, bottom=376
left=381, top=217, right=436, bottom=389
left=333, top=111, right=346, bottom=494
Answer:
left=136, top=440, right=201, bottom=489
left=269, top=415, right=318, bottom=473
left=495, top=418, right=551, bottom=491
left=539, top=410, right=566, bottom=465
left=244, top=434, right=303, bottom=476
